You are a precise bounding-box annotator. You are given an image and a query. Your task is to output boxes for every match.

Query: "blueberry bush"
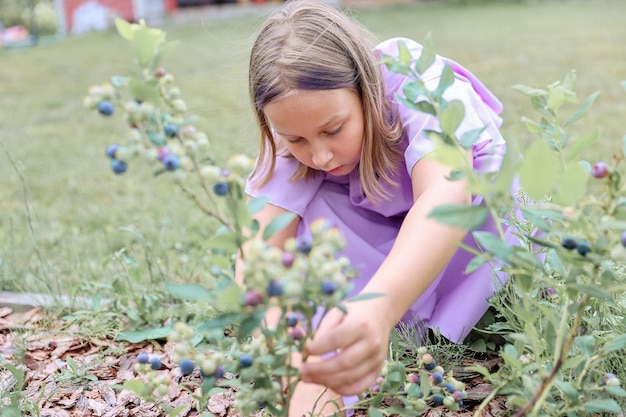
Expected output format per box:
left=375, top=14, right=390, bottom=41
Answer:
left=82, top=19, right=626, bottom=416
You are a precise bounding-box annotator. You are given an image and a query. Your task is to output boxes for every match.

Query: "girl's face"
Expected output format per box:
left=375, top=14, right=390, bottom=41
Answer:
left=263, top=88, right=364, bottom=176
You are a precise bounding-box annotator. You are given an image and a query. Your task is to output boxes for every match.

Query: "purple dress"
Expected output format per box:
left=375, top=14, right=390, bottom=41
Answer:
left=246, top=38, right=514, bottom=345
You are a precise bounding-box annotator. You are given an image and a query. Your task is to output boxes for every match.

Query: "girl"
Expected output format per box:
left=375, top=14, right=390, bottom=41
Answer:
left=244, top=0, right=514, bottom=415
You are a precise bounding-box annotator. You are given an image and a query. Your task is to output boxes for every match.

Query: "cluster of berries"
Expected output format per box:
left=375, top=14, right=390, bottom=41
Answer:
left=240, top=219, right=352, bottom=321
left=168, top=322, right=228, bottom=380
left=133, top=352, right=171, bottom=398
left=85, top=68, right=253, bottom=194
left=369, top=349, right=467, bottom=413
left=561, top=236, right=592, bottom=256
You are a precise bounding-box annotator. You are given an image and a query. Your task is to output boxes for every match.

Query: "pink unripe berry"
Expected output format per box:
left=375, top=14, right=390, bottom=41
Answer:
left=591, top=162, right=609, bottom=179
left=407, top=373, right=418, bottom=384
left=370, top=383, right=380, bottom=393
left=282, top=252, right=295, bottom=268
left=157, top=147, right=171, bottom=162
left=375, top=376, right=385, bottom=385
left=244, top=291, right=263, bottom=307
left=288, top=327, right=305, bottom=340
left=422, top=353, right=434, bottom=364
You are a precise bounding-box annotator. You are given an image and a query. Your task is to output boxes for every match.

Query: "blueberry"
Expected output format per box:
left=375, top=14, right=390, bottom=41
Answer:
left=622, top=231, right=626, bottom=248
left=213, top=181, right=230, bottom=196
left=266, top=280, right=283, bottom=297
left=561, top=237, right=577, bottom=250
left=591, top=162, right=609, bottom=179
left=602, top=373, right=617, bottom=385
left=137, top=352, right=149, bottom=364
left=239, top=354, right=254, bottom=368
left=321, top=281, right=338, bottom=295
left=432, top=395, right=444, bottom=406
left=431, top=372, right=443, bottom=385
left=443, top=382, right=455, bottom=394
left=286, top=313, right=299, bottom=328
left=577, top=240, right=591, bottom=256
left=111, top=159, right=127, bottom=174
left=105, top=144, right=119, bottom=159
left=98, top=100, right=115, bottom=116
left=295, top=235, right=313, bottom=254
left=149, top=356, right=162, bottom=370
left=162, top=154, right=181, bottom=170
left=201, top=365, right=225, bottom=380
left=288, top=327, right=305, bottom=340
left=179, top=358, right=195, bottom=376
left=164, top=124, right=179, bottom=138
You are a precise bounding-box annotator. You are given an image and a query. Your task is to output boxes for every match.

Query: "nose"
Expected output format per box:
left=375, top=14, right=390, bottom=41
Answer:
left=310, top=140, right=333, bottom=169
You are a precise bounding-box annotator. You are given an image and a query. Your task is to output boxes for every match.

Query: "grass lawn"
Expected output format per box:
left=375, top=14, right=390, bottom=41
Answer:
left=1, top=0, right=625, bottom=297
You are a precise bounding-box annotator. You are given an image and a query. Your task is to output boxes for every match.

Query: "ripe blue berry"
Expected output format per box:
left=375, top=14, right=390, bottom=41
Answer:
left=164, top=124, right=179, bottom=138
left=286, top=313, right=299, bottom=327
left=321, top=281, right=338, bottom=295
left=111, top=159, right=127, bottom=174
left=179, top=358, right=195, bottom=376
left=443, top=382, right=455, bottom=394
left=213, top=182, right=230, bottom=196
left=577, top=240, right=591, bottom=256
left=266, top=280, right=284, bottom=297
left=239, top=354, right=254, bottom=368
left=431, top=372, right=443, bottom=385
left=137, top=352, right=149, bottom=364
left=621, top=231, right=626, bottom=247
left=105, top=144, right=119, bottom=159
left=162, top=154, right=181, bottom=170
left=295, top=235, right=313, bottom=254
left=98, top=100, right=115, bottom=116
left=149, top=356, right=162, bottom=370
left=591, top=162, right=609, bottom=179
left=561, top=237, right=577, bottom=250
left=432, top=395, right=444, bottom=406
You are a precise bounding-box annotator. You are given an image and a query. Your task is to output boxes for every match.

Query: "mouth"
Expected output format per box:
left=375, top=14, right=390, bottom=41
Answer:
left=326, top=165, right=344, bottom=175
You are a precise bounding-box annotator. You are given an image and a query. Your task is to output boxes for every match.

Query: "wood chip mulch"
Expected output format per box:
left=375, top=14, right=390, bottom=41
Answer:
left=0, top=307, right=508, bottom=416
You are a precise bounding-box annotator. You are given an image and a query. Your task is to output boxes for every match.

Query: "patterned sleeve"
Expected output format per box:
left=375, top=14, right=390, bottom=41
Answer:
left=376, top=38, right=506, bottom=176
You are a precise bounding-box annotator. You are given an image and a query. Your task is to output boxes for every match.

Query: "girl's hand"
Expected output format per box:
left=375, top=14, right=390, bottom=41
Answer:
left=299, top=296, right=395, bottom=396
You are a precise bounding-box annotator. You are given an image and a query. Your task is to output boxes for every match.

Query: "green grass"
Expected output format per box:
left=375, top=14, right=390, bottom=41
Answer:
left=1, top=0, right=625, bottom=296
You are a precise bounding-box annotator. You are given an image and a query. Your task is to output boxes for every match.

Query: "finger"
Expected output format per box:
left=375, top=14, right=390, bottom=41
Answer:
left=334, top=368, right=383, bottom=396
left=307, top=356, right=382, bottom=393
left=304, top=310, right=356, bottom=356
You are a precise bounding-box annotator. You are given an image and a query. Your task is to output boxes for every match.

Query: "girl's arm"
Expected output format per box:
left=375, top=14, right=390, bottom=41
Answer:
left=301, top=155, right=472, bottom=395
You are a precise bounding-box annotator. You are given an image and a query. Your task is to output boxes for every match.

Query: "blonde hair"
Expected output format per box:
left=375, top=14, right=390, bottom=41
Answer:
left=248, top=0, right=403, bottom=202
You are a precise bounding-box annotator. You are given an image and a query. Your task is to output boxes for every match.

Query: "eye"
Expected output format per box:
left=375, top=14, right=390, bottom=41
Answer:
left=325, top=125, right=343, bottom=136
left=286, top=136, right=304, bottom=144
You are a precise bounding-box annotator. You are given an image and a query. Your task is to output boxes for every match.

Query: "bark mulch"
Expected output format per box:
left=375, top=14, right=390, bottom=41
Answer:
left=0, top=307, right=508, bottom=416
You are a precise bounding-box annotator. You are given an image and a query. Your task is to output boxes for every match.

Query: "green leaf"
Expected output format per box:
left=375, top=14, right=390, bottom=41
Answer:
left=368, top=408, right=384, bottom=417
left=215, top=283, right=244, bottom=310
left=397, top=96, right=436, bottom=116
left=552, top=160, right=589, bottom=206
left=554, top=380, right=579, bottom=402
left=205, top=232, right=243, bottom=252
left=346, top=293, right=385, bottom=302
left=605, top=386, right=626, bottom=397
left=166, top=283, right=211, bottom=300
left=131, top=26, right=159, bottom=68
left=518, top=140, right=560, bottom=201
left=123, top=379, right=147, bottom=396
left=466, top=364, right=491, bottom=378
left=567, top=283, right=612, bottom=300
left=583, top=399, right=622, bottom=413
left=512, top=84, right=548, bottom=97
left=473, top=231, right=514, bottom=261
left=563, top=91, right=600, bottom=127
left=116, top=326, right=172, bottom=343
left=566, top=128, right=599, bottom=162
left=247, top=196, right=269, bottom=215
left=601, top=334, right=626, bottom=354
left=263, top=212, right=297, bottom=241
left=459, top=126, right=487, bottom=150
left=428, top=204, right=488, bottom=230
left=521, top=116, right=542, bottom=134
left=465, top=255, right=487, bottom=273
left=110, top=76, right=129, bottom=87
left=115, top=18, right=134, bottom=40
left=433, top=63, right=454, bottom=100
left=415, top=33, right=435, bottom=75
left=493, top=137, right=521, bottom=194
left=397, top=40, right=412, bottom=66
left=403, top=80, right=427, bottom=103
left=128, top=78, right=161, bottom=105
left=439, top=100, right=466, bottom=138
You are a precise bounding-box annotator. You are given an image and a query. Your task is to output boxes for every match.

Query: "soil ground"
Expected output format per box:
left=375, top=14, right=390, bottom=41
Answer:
left=0, top=306, right=509, bottom=416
